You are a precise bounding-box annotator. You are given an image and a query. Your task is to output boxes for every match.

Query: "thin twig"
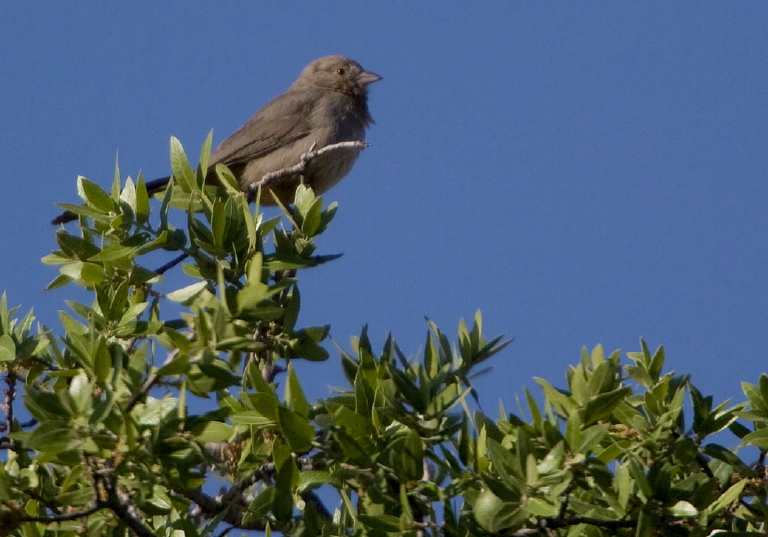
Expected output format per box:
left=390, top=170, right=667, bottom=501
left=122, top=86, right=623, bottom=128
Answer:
left=224, top=462, right=275, bottom=503
left=214, top=527, right=236, bottom=537
left=175, top=487, right=267, bottom=530
left=94, top=472, right=155, bottom=537
left=174, top=461, right=276, bottom=530
left=247, top=140, right=370, bottom=196
left=22, top=505, right=101, bottom=524
left=156, top=252, right=190, bottom=275
left=126, top=350, right=178, bottom=413
left=4, top=369, right=15, bottom=431
left=1, top=369, right=19, bottom=451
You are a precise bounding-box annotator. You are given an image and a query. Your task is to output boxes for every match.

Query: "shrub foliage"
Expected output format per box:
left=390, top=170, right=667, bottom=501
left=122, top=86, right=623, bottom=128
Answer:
left=1, top=138, right=767, bottom=536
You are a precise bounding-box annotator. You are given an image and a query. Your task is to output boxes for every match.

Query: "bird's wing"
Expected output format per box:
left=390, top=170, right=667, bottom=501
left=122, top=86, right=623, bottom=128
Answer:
left=210, top=89, right=318, bottom=169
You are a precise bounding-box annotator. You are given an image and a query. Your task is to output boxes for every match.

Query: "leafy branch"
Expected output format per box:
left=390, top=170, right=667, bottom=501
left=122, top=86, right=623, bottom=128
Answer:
left=1, top=137, right=766, bottom=536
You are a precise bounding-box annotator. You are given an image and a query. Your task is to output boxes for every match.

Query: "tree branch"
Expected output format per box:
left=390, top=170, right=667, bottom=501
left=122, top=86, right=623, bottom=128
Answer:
left=22, top=505, right=100, bottom=524
left=173, top=461, right=277, bottom=530
left=96, top=473, right=156, bottom=537
left=507, top=515, right=636, bottom=536
left=176, top=487, right=266, bottom=531
left=156, top=252, right=190, bottom=276
left=0, top=369, right=20, bottom=452
left=126, top=350, right=178, bottom=413
left=246, top=140, right=369, bottom=196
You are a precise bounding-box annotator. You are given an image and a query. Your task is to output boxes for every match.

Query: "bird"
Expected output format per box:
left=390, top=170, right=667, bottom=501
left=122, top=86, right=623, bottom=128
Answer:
left=52, top=55, right=381, bottom=224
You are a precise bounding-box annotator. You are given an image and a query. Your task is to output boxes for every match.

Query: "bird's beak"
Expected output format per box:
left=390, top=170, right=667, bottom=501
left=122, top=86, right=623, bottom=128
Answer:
left=357, top=70, right=382, bottom=87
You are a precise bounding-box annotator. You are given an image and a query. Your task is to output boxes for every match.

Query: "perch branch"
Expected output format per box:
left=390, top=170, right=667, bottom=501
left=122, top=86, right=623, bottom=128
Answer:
left=247, top=140, right=369, bottom=196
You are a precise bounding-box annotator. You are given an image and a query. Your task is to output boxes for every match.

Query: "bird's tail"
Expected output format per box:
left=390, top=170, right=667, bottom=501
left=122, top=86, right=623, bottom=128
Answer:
left=51, top=176, right=172, bottom=225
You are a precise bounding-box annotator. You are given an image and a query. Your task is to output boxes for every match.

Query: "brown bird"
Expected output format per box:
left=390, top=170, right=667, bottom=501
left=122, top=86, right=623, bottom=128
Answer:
left=53, top=55, right=380, bottom=224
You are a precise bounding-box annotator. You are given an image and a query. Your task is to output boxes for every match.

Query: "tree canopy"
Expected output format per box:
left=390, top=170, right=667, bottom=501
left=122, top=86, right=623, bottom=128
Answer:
left=1, top=137, right=767, bottom=536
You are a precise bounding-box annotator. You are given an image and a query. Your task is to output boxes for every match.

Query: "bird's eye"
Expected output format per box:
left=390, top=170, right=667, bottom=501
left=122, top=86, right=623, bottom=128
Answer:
left=336, top=68, right=346, bottom=76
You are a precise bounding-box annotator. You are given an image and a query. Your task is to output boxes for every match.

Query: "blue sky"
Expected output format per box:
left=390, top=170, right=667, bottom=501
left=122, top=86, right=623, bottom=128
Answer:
left=2, top=4, right=768, bottom=415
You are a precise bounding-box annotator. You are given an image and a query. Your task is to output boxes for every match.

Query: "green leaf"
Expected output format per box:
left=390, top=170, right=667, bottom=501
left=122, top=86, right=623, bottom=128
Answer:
left=575, top=423, right=608, bottom=453
left=159, top=178, right=173, bottom=229
left=289, top=333, right=330, bottom=362
left=387, top=427, right=425, bottom=483
left=242, top=488, right=275, bottom=527
left=706, top=479, right=747, bottom=516
left=24, top=420, right=82, bottom=452
left=56, top=230, right=100, bottom=260
left=120, top=176, right=137, bottom=221
left=199, top=130, right=213, bottom=180
left=297, top=471, right=341, bottom=493
left=194, top=421, right=234, bottom=442
left=156, top=354, right=191, bottom=376
left=209, top=197, right=226, bottom=250
left=759, top=373, right=768, bottom=406
left=68, top=372, right=91, bottom=414
left=214, top=162, right=239, bottom=192
left=90, top=391, right=116, bottom=426
left=135, top=173, right=150, bottom=224
left=238, top=252, right=270, bottom=311
left=93, top=338, right=113, bottom=384
left=88, top=244, right=140, bottom=263
left=60, top=261, right=106, bottom=284
left=44, top=273, right=72, bottom=290
left=580, top=387, right=631, bottom=424
left=628, top=458, right=652, bottom=499
left=134, top=396, right=177, bottom=426
left=111, top=154, right=121, bottom=197
left=0, top=334, right=15, bottom=362
left=277, top=406, right=314, bottom=453
left=535, top=378, right=574, bottom=417
left=118, top=302, right=149, bottom=326
left=389, top=367, right=425, bottom=413
left=170, top=136, right=195, bottom=191
left=358, top=515, right=402, bottom=533
left=300, top=198, right=323, bottom=236
left=741, top=428, right=768, bottom=449
left=78, top=176, right=115, bottom=213
left=230, top=410, right=275, bottom=427
left=667, top=500, right=698, bottom=517
left=167, top=281, right=209, bottom=302
left=485, top=439, right=520, bottom=498
left=273, top=455, right=298, bottom=522
left=144, top=484, right=172, bottom=514
left=473, top=489, right=526, bottom=533
left=284, top=364, right=310, bottom=418
left=316, top=201, right=338, bottom=234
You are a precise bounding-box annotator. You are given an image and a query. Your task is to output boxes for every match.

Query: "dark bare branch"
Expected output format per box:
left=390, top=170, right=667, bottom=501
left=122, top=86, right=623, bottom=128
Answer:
left=22, top=505, right=101, bottom=524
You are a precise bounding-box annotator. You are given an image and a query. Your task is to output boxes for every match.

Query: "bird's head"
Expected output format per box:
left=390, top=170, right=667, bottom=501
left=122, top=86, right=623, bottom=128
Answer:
left=294, top=56, right=381, bottom=98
